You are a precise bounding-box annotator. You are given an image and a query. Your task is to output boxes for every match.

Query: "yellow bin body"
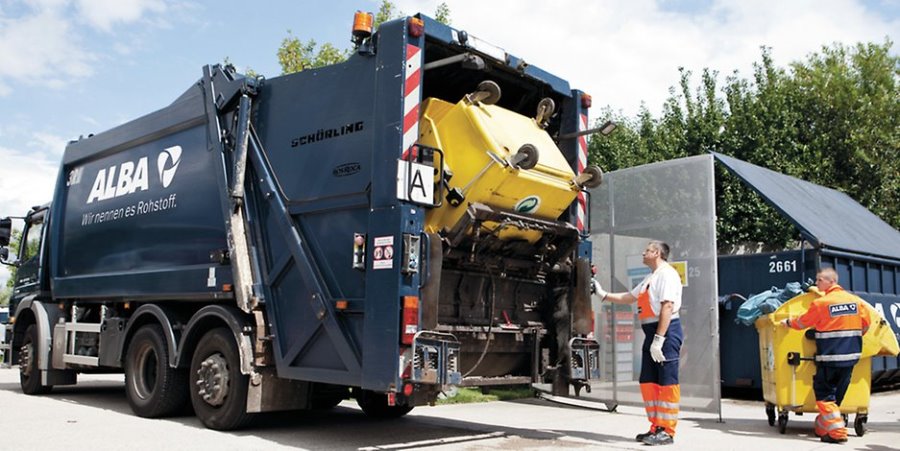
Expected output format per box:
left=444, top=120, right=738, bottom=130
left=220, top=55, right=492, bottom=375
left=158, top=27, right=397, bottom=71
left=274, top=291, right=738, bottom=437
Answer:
left=418, top=97, right=578, bottom=242
left=756, top=289, right=900, bottom=414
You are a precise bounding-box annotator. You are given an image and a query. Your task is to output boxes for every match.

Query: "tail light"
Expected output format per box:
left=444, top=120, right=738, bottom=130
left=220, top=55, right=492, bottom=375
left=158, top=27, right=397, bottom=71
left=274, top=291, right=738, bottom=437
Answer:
left=401, top=295, right=419, bottom=345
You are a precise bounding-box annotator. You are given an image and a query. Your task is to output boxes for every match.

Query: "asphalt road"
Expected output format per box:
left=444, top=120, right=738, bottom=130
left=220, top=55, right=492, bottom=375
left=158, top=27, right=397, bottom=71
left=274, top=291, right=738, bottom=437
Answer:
left=1, top=368, right=898, bottom=450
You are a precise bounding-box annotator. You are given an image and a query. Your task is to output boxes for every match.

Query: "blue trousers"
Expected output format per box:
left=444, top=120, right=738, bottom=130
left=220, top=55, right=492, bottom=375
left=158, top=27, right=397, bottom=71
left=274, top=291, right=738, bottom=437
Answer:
left=639, top=318, right=683, bottom=385
left=813, top=364, right=854, bottom=405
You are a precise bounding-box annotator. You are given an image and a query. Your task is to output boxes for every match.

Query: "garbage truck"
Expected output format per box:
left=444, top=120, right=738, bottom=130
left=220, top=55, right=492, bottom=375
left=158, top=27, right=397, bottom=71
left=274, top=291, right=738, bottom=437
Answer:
left=0, top=12, right=604, bottom=430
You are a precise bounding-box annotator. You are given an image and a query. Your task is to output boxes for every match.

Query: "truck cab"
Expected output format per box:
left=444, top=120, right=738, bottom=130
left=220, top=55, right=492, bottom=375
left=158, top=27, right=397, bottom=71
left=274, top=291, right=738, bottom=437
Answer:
left=2, top=206, right=51, bottom=318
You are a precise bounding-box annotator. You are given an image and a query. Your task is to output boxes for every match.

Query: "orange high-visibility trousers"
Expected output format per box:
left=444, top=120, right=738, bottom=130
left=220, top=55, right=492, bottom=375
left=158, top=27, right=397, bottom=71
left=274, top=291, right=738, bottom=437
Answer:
left=814, top=401, right=847, bottom=440
left=640, top=382, right=680, bottom=435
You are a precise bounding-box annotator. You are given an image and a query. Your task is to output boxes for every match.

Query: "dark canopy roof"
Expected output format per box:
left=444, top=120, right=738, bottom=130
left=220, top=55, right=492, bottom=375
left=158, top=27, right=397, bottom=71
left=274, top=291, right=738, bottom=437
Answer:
left=713, top=152, right=900, bottom=262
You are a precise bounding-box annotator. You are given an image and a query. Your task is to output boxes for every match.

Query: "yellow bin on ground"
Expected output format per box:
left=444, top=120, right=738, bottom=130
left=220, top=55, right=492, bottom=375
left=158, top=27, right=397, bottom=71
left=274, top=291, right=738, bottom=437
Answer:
left=418, top=97, right=580, bottom=242
left=755, top=288, right=900, bottom=435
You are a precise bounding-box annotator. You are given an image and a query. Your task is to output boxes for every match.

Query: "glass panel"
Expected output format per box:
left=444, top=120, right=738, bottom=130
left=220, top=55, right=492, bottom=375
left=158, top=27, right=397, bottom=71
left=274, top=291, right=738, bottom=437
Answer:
left=589, top=154, right=720, bottom=414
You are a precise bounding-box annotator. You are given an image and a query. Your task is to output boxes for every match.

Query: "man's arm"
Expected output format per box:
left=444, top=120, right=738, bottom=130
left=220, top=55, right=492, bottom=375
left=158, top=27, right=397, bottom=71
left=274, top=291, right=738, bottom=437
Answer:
left=785, top=303, right=817, bottom=329
left=656, top=301, right=673, bottom=336
left=604, top=291, right=637, bottom=305
left=592, top=279, right=637, bottom=304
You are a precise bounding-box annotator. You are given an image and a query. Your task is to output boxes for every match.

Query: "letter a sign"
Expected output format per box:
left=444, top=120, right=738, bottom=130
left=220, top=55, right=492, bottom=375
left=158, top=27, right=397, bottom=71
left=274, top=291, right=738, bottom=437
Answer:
left=396, top=160, right=434, bottom=205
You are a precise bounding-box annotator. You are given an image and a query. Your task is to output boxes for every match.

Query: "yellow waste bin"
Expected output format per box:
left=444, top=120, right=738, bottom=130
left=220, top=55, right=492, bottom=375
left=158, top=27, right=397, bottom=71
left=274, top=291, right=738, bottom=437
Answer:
left=418, top=96, right=582, bottom=243
left=755, top=289, right=900, bottom=436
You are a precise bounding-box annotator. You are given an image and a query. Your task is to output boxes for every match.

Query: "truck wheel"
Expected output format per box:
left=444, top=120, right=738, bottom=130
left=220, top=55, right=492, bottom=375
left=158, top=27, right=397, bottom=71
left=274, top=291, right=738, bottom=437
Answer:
left=125, top=325, right=189, bottom=417
left=190, top=328, right=251, bottom=430
left=356, top=390, right=413, bottom=419
left=19, top=325, right=51, bottom=395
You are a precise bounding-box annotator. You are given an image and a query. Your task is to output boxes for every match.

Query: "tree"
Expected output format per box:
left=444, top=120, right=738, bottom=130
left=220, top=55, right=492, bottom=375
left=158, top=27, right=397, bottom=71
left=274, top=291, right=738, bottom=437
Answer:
left=589, top=40, right=899, bottom=251
left=277, top=1, right=451, bottom=75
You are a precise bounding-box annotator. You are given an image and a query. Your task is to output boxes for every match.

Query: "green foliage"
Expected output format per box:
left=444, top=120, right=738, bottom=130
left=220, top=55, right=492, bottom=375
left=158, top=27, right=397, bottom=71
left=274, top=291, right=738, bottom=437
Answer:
left=435, top=387, right=533, bottom=404
left=374, top=0, right=401, bottom=29
left=434, top=2, right=451, bottom=24
left=589, top=41, right=900, bottom=251
left=277, top=32, right=351, bottom=75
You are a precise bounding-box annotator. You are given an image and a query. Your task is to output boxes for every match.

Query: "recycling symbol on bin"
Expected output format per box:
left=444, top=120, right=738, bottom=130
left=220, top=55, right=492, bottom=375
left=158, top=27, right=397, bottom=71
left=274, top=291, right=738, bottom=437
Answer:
left=514, top=195, right=541, bottom=214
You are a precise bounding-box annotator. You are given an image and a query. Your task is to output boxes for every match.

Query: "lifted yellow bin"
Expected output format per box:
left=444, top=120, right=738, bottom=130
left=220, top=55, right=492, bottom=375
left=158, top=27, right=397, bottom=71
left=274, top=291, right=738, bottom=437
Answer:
left=418, top=96, right=582, bottom=243
left=755, top=289, right=900, bottom=436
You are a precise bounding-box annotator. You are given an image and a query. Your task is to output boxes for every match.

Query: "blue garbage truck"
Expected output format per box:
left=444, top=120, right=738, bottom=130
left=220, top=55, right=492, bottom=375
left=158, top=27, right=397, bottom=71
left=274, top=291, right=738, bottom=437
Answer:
left=0, top=13, right=604, bottom=430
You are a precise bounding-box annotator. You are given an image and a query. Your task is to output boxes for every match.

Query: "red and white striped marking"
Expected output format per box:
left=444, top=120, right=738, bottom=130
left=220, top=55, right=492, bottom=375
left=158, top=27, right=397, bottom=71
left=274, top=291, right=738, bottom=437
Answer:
left=576, top=114, right=589, bottom=232
left=401, top=44, right=421, bottom=159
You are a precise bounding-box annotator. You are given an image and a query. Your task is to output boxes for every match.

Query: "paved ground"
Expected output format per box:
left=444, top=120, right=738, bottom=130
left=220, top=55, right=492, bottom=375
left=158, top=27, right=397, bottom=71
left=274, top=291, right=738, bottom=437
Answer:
left=0, top=368, right=897, bottom=450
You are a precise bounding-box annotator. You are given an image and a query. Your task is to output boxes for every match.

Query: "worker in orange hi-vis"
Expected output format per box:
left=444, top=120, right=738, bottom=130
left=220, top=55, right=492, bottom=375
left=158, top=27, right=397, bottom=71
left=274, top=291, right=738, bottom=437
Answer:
left=781, top=267, right=872, bottom=444
left=593, top=240, right=683, bottom=446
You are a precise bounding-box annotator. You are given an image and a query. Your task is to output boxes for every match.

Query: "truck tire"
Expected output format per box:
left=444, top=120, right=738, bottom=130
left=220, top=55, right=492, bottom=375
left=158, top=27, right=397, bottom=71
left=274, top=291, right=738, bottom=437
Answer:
left=189, top=327, right=251, bottom=430
left=19, top=325, right=52, bottom=395
left=356, top=390, right=413, bottom=419
left=125, top=325, right=189, bottom=417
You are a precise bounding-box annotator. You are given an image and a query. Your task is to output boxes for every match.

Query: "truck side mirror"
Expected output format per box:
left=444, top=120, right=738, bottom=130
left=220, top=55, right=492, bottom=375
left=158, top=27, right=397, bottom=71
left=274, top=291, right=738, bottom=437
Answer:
left=0, top=247, right=7, bottom=262
left=0, top=217, right=10, bottom=247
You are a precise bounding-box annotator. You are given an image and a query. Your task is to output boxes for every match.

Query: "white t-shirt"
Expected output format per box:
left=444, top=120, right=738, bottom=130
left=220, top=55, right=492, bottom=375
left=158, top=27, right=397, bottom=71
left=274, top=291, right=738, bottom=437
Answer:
left=630, top=262, right=682, bottom=318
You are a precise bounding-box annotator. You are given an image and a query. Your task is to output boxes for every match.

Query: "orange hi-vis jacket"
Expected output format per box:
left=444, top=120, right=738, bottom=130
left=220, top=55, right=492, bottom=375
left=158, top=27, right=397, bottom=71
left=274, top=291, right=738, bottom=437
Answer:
left=787, top=285, right=872, bottom=367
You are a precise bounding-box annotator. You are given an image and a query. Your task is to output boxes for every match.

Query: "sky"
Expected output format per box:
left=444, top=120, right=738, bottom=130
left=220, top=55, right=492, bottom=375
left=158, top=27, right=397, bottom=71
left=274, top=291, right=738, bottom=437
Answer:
left=0, top=0, right=897, bottom=286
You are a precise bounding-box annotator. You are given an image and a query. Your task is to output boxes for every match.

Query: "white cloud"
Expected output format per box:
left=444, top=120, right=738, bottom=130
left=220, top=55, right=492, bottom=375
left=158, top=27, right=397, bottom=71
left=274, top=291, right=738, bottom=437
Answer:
left=0, top=9, right=96, bottom=91
left=0, top=146, right=58, bottom=286
left=28, top=132, right=69, bottom=156
left=0, top=147, right=59, bottom=218
left=397, top=0, right=898, bottom=118
left=0, top=0, right=174, bottom=94
left=75, top=0, right=167, bottom=32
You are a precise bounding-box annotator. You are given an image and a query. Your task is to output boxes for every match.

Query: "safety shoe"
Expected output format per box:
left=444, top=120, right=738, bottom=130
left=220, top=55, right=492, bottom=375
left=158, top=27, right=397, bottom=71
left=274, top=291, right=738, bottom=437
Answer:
left=635, top=427, right=663, bottom=442
left=820, top=434, right=847, bottom=444
left=642, top=430, right=674, bottom=446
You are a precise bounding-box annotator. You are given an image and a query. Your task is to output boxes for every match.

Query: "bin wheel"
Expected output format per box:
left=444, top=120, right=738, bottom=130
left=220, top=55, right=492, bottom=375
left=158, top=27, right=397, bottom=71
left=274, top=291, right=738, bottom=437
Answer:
left=777, top=413, right=788, bottom=434
left=854, top=415, right=867, bottom=437
left=765, top=403, right=776, bottom=427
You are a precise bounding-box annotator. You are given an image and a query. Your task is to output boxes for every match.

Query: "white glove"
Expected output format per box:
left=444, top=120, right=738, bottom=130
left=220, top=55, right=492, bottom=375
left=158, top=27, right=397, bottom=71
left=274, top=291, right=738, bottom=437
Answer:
left=650, top=334, right=666, bottom=363
left=591, top=279, right=608, bottom=300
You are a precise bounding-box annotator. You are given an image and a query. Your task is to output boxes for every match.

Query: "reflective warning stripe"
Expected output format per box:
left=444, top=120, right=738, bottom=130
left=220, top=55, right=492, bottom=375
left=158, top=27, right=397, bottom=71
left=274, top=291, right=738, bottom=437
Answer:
left=815, top=330, right=862, bottom=339
left=645, top=401, right=680, bottom=409
left=816, top=353, right=861, bottom=362
left=816, top=416, right=845, bottom=431
left=821, top=411, right=842, bottom=421
left=401, top=44, right=421, bottom=159
left=648, top=412, right=678, bottom=420
left=576, top=114, right=588, bottom=232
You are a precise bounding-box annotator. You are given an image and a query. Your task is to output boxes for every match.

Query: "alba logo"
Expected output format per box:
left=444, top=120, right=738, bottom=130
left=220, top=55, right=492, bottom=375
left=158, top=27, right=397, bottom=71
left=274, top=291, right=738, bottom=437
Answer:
left=829, top=303, right=857, bottom=317
left=86, top=145, right=183, bottom=204
left=514, top=195, right=541, bottom=214
left=157, top=146, right=182, bottom=188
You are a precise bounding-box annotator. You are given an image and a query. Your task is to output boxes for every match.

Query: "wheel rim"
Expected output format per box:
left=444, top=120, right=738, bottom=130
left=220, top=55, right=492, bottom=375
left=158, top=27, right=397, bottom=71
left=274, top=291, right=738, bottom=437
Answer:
left=132, top=343, right=159, bottom=400
left=19, top=342, right=34, bottom=378
left=195, top=353, right=230, bottom=406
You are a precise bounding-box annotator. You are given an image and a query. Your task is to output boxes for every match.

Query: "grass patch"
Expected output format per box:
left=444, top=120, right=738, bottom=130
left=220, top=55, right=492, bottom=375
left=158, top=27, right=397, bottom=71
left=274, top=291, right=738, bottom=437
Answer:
left=436, top=386, right=535, bottom=405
